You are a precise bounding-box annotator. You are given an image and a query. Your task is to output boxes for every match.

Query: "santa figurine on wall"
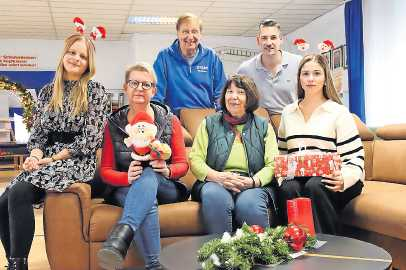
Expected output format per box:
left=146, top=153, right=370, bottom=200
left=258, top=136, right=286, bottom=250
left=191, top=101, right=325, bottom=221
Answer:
left=293, top=38, right=310, bottom=51
left=318, top=40, right=335, bottom=53
left=124, top=111, right=171, bottom=162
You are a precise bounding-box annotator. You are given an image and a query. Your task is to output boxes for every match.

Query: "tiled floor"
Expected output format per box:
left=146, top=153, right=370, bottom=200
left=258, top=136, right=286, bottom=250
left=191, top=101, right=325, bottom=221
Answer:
left=0, top=169, right=50, bottom=270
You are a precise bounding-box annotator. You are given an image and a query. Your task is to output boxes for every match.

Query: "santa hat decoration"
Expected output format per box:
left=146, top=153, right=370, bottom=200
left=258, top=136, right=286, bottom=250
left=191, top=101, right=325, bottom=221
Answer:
left=72, top=17, right=107, bottom=40
left=129, top=111, right=154, bottom=126
left=293, top=38, right=309, bottom=51
left=90, top=26, right=107, bottom=40
left=73, top=17, right=85, bottom=34
left=318, top=39, right=334, bottom=53
left=126, top=111, right=157, bottom=156
left=73, top=17, right=85, bottom=35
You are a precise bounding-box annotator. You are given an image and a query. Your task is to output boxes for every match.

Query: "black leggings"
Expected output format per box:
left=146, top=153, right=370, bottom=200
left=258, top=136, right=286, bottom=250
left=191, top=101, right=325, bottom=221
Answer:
left=0, top=181, right=45, bottom=258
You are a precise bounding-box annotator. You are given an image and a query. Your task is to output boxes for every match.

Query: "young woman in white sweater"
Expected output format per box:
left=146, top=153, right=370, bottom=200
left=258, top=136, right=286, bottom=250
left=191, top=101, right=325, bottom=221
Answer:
left=278, top=54, right=364, bottom=235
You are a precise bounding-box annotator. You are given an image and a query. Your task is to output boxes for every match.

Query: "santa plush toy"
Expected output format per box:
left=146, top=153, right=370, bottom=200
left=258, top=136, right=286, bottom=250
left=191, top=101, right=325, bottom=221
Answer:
left=73, top=17, right=85, bottom=34
left=293, top=38, right=310, bottom=51
left=318, top=40, right=334, bottom=53
left=90, top=26, right=107, bottom=40
left=124, top=112, right=171, bottom=161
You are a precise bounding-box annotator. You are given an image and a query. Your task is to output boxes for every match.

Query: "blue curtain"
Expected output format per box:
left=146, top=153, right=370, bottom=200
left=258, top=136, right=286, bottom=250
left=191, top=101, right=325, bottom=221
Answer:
left=345, top=0, right=365, bottom=122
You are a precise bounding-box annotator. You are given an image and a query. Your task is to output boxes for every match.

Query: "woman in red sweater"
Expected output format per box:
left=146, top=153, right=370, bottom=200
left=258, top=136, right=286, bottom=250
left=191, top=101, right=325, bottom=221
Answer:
left=97, top=63, right=189, bottom=270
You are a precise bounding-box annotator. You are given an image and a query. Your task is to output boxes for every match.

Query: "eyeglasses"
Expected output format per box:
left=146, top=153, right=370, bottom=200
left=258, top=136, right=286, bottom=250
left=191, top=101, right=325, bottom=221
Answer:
left=126, top=80, right=155, bottom=90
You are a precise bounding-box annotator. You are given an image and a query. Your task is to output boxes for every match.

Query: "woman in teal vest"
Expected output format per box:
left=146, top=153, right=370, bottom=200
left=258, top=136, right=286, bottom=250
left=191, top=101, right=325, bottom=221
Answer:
left=189, top=74, right=279, bottom=233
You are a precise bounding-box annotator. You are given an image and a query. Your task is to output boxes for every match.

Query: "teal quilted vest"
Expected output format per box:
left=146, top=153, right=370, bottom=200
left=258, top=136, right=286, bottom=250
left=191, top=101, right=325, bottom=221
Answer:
left=205, top=112, right=268, bottom=176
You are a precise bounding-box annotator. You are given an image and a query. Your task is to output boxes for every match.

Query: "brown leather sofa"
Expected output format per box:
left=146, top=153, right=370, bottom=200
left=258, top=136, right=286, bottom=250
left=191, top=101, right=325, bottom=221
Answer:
left=44, top=155, right=203, bottom=270
left=43, top=108, right=270, bottom=270
left=43, top=109, right=406, bottom=270
left=341, top=124, right=406, bottom=270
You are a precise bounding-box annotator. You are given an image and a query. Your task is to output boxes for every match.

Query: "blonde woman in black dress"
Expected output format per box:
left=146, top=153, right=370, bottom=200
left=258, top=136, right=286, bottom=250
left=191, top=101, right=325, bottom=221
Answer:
left=0, top=34, right=108, bottom=270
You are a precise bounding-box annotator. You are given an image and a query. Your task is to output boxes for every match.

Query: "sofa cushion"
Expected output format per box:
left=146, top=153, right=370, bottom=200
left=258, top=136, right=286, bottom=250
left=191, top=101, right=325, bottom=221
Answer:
left=253, top=107, right=269, bottom=120
left=376, top=124, right=406, bottom=140
left=89, top=201, right=204, bottom=242
left=180, top=108, right=216, bottom=139
left=352, top=114, right=374, bottom=141
left=180, top=164, right=197, bottom=191
left=362, top=141, right=374, bottom=181
left=372, top=140, right=406, bottom=184
left=341, top=181, right=406, bottom=241
left=181, top=126, right=194, bottom=147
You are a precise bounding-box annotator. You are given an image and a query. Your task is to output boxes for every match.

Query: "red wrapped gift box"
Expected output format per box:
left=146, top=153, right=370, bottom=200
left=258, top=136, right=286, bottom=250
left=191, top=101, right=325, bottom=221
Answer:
left=274, top=152, right=341, bottom=177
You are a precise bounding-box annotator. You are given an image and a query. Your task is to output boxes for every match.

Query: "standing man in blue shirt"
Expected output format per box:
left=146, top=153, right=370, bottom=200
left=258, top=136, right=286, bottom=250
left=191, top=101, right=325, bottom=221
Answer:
left=237, top=19, right=301, bottom=116
left=153, top=13, right=227, bottom=116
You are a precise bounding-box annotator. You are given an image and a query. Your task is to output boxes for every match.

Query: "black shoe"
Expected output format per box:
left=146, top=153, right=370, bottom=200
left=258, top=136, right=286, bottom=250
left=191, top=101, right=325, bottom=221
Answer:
left=97, top=223, right=134, bottom=270
left=7, top=258, right=28, bottom=270
left=146, top=264, right=166, bottom=270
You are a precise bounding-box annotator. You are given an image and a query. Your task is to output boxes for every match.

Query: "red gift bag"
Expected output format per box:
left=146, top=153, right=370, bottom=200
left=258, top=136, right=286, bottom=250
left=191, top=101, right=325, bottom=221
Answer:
left=287, top=197, right=315, bottom=236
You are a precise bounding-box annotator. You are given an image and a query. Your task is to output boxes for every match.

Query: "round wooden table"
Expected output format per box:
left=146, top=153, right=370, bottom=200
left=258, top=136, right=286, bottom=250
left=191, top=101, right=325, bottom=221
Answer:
left=161, top=234, right=392, bottom=270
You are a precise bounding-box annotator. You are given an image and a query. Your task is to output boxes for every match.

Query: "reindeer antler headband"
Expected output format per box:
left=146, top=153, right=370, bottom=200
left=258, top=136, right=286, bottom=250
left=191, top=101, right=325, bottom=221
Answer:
left=73, top=17, right=107, bottom=40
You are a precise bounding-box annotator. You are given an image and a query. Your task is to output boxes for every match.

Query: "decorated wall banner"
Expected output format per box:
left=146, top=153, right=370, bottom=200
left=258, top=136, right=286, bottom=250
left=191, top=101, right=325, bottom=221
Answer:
left=0, top=55, right=38, bottom=69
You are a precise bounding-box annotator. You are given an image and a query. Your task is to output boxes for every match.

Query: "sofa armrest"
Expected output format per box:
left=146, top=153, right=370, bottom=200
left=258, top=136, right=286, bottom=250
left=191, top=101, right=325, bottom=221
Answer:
left=64, top=183, right=92, bottom=239
left=44, top=183, right=92, bottom=270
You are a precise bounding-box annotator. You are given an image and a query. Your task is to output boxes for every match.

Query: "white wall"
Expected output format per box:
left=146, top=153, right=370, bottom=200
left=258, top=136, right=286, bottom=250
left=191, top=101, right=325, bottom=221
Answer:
left=284, top=4, right=349, bottom=106
left=0, top=34, right=259, bottom=113
left=1, top=34, right=258, bottom=91
left=130, top=33, right=257, bottom=75
left=284, top=5, right=346, bottom=54
left=363, top=0, right=406, bottom=126
left=0, top=39, right=130, bottom=115
left=0, top=39, right=130, bottom=90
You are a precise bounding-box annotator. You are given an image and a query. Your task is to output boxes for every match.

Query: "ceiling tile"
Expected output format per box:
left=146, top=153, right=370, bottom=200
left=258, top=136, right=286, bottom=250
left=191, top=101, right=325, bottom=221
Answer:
left=0, top=0, right=343, bottom=40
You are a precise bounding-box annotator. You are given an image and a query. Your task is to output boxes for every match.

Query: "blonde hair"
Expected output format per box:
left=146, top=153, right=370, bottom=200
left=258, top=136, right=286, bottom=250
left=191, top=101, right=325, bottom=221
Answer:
left=124, top=62, right=157, bottom=84
left=49, top=34, right=96, bottom=116
left=176, top=13, right=203, bottom=32
left=297, top=54, right=342, bottom=104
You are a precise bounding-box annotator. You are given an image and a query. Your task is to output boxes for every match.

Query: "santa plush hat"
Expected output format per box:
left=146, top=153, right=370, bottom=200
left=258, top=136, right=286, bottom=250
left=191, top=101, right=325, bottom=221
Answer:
left=90, top=26, right=106, bottom=40
left=293, top=38, right=309, bottom=51
left=318, top=40, right=334, bottom=53
left=73, top=17, right=85, bottom=34
left=126, top=111, right=157, bottom=156
left=129, top=111, right=154, bottom=126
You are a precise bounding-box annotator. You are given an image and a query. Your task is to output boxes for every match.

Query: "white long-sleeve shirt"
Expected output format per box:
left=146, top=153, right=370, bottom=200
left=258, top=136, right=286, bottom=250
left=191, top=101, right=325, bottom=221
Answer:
left=278, top=100, right=364, bottom=191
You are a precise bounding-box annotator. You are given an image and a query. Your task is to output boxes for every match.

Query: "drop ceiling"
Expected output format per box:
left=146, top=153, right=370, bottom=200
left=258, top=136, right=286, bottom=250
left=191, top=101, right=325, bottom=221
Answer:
left=0, top=0, right=344, bottom=40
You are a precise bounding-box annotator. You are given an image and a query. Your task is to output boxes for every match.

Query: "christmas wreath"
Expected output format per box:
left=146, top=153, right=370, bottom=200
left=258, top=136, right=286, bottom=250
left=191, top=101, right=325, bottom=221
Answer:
left=0, top=76, right=34, bottom=131
left=197, top=223, right=317, bottom=270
